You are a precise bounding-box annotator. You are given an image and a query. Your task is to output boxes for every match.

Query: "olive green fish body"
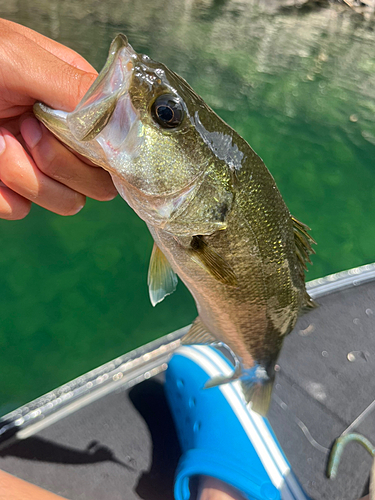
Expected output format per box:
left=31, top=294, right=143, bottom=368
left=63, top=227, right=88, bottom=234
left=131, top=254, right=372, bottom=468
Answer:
left=149, top=147, right=306, bottom=373
left=33, top=34, right=315, bottom=415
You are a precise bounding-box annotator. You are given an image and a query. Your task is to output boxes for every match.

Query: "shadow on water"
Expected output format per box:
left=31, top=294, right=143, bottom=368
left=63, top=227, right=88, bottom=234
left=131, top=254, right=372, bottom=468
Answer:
left=129, top=379, right=182, bottom=500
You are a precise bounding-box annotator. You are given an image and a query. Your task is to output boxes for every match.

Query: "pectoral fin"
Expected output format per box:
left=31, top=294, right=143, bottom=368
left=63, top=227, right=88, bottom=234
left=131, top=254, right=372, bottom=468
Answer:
left=189, top=236, right=238, bottom=287
left=148, top=243, right=178, bottom=306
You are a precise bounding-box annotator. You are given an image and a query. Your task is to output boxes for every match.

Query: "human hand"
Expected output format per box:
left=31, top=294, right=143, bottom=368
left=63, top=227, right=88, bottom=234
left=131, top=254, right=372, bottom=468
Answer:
left=0, top=19, right=117, bottom=220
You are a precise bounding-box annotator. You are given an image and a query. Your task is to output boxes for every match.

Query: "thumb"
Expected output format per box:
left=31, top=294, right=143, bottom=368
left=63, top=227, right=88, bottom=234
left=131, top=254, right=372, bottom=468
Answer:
left=1, top=29, right=97, bottom=111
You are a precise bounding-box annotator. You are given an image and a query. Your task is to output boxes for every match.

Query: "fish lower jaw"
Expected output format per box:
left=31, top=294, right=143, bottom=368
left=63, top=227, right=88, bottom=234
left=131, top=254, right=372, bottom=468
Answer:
left=111, top=173, right=203, bottom=230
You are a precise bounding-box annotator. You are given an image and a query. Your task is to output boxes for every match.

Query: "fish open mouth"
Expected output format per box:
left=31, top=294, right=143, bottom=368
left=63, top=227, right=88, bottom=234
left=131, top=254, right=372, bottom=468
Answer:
left=34, top=34, right=141, bottom=173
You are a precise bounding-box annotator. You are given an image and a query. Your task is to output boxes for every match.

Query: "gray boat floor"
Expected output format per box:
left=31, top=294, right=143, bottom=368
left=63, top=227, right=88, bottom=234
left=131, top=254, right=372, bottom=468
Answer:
left=1, top=280, right=375, bottom=500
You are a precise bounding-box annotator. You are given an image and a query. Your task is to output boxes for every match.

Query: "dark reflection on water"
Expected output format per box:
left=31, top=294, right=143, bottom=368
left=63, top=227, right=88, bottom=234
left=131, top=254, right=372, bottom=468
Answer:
left=0, top=0, right=374, bottom=414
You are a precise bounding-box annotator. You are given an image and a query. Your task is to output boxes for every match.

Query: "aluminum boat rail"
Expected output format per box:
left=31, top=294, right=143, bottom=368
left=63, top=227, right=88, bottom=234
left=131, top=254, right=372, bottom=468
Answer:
left=1, top=262, right=375, bottom=447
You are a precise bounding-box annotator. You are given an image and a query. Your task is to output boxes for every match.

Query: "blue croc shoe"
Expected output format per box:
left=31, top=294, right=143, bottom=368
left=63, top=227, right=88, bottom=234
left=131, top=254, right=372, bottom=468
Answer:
left=164, top=344, right=311, bottom=500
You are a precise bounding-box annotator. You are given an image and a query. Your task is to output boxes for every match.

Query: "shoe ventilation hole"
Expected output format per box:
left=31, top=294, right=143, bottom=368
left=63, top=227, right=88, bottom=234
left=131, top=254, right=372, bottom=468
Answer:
left=189, top=397, right=196, bottom=408
left=177, top=379, right=184, bottom=390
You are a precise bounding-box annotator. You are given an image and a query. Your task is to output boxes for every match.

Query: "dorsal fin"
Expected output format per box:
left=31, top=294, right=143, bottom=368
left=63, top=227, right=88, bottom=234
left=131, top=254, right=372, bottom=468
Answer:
left=291, top=216, right=316, bottom=273
left=147, top=243, right=178, bottom=307
left=181, top=317, right=217, bottom=345
left=291, top=216, right=318, bottom=311
left=188, top=236, right=238, bottom=287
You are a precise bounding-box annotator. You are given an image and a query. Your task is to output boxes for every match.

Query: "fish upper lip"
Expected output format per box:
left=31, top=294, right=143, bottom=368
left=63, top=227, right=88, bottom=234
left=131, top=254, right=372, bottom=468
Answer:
left=34, top=34, right=205, bottom=209
left=33, top=37, right=139, bottom=169
left=66, top=44, right=137, bottom=143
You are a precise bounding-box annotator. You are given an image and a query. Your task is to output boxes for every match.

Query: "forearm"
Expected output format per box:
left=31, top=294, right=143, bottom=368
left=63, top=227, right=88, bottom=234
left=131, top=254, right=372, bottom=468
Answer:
left=0, top=469, right=68, bottom=500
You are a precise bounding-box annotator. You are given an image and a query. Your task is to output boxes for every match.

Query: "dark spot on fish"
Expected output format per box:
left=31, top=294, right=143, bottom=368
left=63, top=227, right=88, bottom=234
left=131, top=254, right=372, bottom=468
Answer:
left=190, top=235, right=204, bottom=251
left=213, top=202, right=229, bottom=222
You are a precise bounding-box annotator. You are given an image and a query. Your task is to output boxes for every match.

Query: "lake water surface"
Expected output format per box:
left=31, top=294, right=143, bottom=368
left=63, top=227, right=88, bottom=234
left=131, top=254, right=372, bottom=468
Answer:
left=0, top=0, right=374, bottom=415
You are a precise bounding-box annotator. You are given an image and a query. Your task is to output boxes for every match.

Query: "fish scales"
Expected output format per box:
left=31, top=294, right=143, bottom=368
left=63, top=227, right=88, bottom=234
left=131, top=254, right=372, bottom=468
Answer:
left=150, top=148, right=303, bottom=367
left=33, top=34, right=315, bottom=415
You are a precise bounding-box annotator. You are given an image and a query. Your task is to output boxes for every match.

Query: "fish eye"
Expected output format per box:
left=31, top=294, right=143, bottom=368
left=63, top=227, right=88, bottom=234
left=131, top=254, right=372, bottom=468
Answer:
left=151, top=94, right=184, bottom=128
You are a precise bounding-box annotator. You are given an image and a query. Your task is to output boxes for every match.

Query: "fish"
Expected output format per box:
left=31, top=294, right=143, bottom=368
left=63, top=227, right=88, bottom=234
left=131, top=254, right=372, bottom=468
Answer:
left=34, top=34, right=316, bottom=415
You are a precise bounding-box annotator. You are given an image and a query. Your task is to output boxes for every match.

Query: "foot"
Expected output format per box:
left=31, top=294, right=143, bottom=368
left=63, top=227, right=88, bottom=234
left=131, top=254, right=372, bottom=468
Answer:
left=198, top=477, right=245, bottom=500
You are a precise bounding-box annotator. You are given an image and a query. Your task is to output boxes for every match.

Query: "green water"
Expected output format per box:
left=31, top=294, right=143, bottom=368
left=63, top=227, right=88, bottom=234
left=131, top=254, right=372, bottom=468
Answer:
left=0, top=0, right=375, bottom=416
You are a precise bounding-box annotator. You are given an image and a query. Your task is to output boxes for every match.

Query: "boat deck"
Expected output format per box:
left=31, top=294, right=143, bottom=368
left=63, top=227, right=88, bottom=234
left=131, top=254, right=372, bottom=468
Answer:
left=1, top=269, right=375, bottom=500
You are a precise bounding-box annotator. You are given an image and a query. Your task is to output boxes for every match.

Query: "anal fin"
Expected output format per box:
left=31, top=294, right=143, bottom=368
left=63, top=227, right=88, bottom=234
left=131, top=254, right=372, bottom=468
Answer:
left=147, top=243, right=178, bottom=307
left=181, top=317, right=217, bottom=345
left=301, top=291, right=319, bottom=313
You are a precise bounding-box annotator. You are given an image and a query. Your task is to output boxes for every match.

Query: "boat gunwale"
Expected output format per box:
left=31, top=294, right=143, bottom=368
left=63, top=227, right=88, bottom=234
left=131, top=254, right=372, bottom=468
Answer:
left=1, top=261, right=375, bottom=446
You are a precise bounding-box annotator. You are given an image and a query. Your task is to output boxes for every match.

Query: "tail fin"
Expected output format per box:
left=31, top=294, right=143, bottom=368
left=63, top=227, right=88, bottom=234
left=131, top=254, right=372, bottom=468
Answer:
left=203, top=359, right=275, bottom=416
left=241, top=377, right=274, bottom=416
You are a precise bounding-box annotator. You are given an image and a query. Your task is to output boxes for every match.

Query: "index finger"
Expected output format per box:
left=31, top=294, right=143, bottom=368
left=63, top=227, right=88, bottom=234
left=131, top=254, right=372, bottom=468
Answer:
left=1, top=29, right=97, bottom=111
left=0, top=19, right=97, bottom=74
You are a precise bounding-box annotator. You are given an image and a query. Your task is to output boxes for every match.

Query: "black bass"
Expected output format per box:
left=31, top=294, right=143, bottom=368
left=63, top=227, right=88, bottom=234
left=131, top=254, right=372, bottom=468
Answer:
left=34, top=34, right=316, bottom=415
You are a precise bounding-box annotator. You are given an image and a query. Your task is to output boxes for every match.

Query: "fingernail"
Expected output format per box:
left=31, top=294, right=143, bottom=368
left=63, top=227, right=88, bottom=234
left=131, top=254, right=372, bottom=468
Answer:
left=0, top=130, right=5, bottom=155
left=21, top=117, right=43, bottom=149
left=71, top=198, right=86, bottom=215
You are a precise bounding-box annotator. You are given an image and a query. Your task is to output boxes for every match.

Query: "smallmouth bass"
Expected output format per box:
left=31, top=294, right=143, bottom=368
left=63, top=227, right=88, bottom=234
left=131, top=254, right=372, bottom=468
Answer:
left=34, top=35, right=316, bottom=415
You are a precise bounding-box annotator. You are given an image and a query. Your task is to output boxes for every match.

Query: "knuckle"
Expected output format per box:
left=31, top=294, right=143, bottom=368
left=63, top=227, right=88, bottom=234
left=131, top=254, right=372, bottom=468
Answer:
left=0, top=30, right=18, bottom=56
left=37, top=148, right=59, bottom=179
left=0, top=31, right=28, bottom=76
left=36, top=130, right=71, bottom=181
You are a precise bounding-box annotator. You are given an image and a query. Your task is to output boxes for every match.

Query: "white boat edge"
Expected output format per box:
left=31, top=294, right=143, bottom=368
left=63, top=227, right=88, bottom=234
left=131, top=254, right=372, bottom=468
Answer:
left=1, top=261, right=375, bottom=446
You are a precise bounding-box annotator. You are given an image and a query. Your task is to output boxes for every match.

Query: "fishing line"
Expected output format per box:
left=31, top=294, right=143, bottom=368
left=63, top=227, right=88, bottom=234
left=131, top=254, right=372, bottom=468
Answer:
left=273, top=394, right=330, bottom=454
left=340, top=398, right=375, bottom=437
